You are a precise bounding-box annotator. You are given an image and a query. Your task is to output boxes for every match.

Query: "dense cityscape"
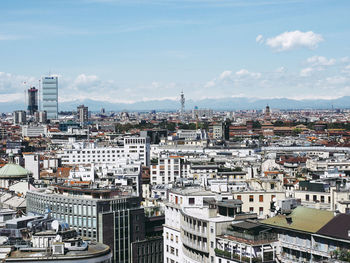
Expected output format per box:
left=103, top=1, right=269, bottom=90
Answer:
left=0, top=78, right=350, bottom=262
left=1, top=1, right=350, bottom=263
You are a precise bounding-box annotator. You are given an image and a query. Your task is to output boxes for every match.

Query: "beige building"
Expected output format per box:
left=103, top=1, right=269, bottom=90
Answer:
left=232, top=191, right=285, bottom=218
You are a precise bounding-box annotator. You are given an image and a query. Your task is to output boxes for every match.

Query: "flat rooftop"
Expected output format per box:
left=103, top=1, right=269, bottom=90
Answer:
left=6, top=241, right=110, bottom=261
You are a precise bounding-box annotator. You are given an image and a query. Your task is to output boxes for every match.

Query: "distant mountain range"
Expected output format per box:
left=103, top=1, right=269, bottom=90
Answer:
left=1, top=96, right=350, bottom=113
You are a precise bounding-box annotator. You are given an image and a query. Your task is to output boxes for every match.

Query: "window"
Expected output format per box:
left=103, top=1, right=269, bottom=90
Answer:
left=306, top=194, right=309, bottom=201
left=313, top=195, right=317, bottom=202
left=237, top=195, right=241, bottom=200
left=189, top=198, right=195, bottom=205
left=321, top=196, right=325, bottom=203
left=249, top=207, right=254, bottom=212
left=259, top=207, right=264, bottom=215
left=249, top=195, right=254, bottom=202
left=259, top=195, right=264, bottom=202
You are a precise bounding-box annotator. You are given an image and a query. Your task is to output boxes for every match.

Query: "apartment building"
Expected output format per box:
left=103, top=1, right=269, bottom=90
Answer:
left=306, top=158, right=350, bottom=172
left=260, top=206, right=350, bottom=263
left=232, top=191, right=286, bottom=219
left=151, top=154, right=183, bottom=185
left=59, top=136, right=150, bottom=166
left=215, top=221, right=278, bottom=263
left=22, top=124, right=47, bottom=137
left=164, top=187, right=242, bottom=263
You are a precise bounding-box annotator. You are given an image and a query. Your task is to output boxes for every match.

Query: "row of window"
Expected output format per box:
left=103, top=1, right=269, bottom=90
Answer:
left=166, top=245, right=179, bottom=256
left=165, top=232, right=179, bottom=243
left=125, top=138, right=146, bottom=144
left=305, top=194, right=330, bottom=203
left=235, top=194, right=276, bottom=203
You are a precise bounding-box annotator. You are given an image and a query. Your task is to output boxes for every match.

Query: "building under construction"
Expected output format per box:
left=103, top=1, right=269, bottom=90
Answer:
left=27, top=87, right=38, bottom=115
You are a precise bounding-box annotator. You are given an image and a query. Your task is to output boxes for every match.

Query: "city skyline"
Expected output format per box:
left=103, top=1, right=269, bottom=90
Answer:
left=0, top=0, right=349, bottom=104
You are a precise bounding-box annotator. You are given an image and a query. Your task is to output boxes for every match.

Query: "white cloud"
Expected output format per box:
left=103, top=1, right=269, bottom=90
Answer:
left=266, top=30, right=323, bottom=51
left=0, top=72, right=37, bottom=96
left=204, top=80, right=216, bottom=88
left=236, top=69, right=261, bottom=78
left=326, top=76, right=348, bottom=85
left=219, top=70, right=232, bottom=80
left=306, top=56, right=335, bottom=66
left=74, top=74, right=99, bottom=84
left=340, top=57, right=349, bottom=63
left=256, top=34, right=264, bottom=44
left=300, top=67, right=315, bottom=77
left=342, top=65, right=350, bottom=74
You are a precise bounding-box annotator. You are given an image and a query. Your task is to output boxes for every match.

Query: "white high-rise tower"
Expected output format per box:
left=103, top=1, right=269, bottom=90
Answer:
left=41, top=76, right=58, bottom=119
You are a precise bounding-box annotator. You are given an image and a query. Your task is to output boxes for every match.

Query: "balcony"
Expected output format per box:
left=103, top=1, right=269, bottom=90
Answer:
left=225, top=229, right=277, bottom=245
left=181, top=222, right=207, bottom=238
left=181, top=233, right=208, bottom=253
left=182, top=245, right=209, bottom=263
left=215, top=248, right=275, bottom=263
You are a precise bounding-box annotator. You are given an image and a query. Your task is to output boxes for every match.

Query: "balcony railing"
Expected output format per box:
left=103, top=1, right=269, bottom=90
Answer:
left=215, top=248, right=275, bottom=263
left=225, top=230, right=277, bottom=243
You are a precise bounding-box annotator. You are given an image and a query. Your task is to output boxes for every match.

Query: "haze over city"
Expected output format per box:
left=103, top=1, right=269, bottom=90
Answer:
left=1, top=0, right=350, bottom=105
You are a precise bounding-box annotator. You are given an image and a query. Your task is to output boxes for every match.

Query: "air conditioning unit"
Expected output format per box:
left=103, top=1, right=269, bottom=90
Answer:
left=52, top=242, right=65, bottom=255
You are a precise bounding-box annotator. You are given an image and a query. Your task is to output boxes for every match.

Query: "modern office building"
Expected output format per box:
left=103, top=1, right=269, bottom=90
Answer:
left=27, top=87, right=38, bottom=115
left=26, top=185, right=145, bottom=262
left=42, top=76, right=58, bottom=120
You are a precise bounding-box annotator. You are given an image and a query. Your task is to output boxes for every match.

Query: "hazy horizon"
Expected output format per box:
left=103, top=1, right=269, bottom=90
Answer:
left=1, top=0, right=350, bottom=104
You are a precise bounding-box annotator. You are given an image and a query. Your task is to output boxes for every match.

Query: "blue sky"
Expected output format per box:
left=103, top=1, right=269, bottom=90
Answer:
left=0, top=0, right=349, bottom=103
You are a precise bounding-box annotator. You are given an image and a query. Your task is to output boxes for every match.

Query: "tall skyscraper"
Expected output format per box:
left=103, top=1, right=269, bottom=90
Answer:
left=27, top=87, right=38, bottom=115
left=180, top=90, right=185, bottom=120
left=41, top=76, right=58, bottom=120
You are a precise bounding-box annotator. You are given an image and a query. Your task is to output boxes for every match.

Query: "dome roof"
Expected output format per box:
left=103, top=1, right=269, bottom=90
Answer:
left=0, top=163, right=32, bottom=179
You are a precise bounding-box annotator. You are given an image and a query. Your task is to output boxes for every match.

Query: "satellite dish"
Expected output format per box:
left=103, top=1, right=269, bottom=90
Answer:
left=272, top=197, right=277, bottom=203
left=52, top=220, right=59, bottom=233
left=275, top=206, right=280, bottom=211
